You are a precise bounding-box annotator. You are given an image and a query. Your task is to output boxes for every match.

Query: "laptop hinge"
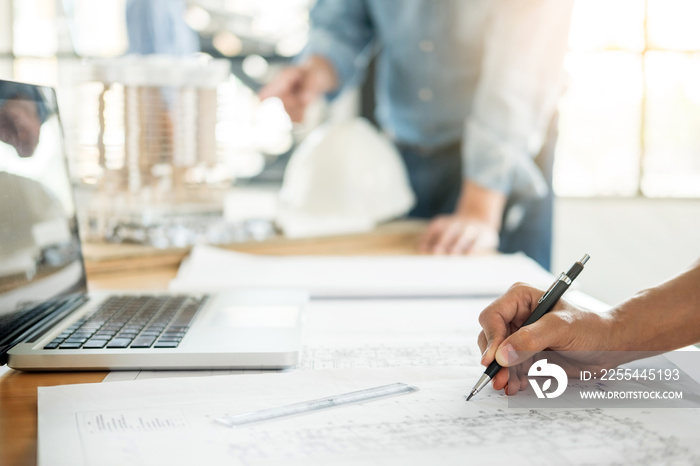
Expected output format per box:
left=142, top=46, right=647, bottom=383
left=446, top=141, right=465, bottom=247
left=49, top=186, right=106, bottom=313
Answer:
left=0, top=294, right=88, bottom=365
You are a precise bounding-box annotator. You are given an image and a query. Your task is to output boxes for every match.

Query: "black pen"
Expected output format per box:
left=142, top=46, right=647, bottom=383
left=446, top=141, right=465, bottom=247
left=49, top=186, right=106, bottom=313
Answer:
left=466, top=254, right=590, bottom=401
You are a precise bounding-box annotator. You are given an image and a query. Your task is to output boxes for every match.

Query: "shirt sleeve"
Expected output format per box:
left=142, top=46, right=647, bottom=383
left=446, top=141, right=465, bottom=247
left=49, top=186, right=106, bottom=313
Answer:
left=463, top=0, right=574, bottom=200
left=297, top=0, right=375, bottom=98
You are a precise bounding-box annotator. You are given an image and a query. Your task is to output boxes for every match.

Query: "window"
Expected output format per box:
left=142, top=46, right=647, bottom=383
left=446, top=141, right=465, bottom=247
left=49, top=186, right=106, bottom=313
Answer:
left=555, top=0, right=700, bottom=197
left=4, top=0, right=699, bottom=198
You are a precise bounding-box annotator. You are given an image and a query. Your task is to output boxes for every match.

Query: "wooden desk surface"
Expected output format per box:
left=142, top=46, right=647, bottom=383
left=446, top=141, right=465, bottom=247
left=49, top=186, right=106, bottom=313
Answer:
left=0, top=220, right=425, bottom=466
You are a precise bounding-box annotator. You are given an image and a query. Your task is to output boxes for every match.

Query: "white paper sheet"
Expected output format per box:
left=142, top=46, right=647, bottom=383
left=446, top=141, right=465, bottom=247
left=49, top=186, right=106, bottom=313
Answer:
left=41, top=293, right=700, bottom=465
left=169, top=245, right=557, bottom=298
left=40, top=365, right=700, bottom=466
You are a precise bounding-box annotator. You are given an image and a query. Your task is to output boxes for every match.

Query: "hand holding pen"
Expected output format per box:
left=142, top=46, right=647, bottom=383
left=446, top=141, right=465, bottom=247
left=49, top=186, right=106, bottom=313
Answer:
left=469, top=255, right=596, bottom=400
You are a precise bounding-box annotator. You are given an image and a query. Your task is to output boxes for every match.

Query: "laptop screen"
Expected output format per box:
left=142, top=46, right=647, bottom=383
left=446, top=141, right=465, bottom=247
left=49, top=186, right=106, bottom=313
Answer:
left=0, top=80, right=87, bottom=345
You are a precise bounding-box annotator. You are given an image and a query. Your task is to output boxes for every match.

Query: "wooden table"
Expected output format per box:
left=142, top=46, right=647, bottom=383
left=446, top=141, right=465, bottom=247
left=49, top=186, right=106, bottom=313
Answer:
left=0, top=221, right=425, bottom=466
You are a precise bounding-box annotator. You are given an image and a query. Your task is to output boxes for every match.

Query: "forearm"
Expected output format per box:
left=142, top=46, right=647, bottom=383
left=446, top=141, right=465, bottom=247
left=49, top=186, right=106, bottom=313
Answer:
left=610, top=259, right=700, bottom=352
left=454, top=180, right=507, bottom=231
left=300, top=0, right=374, bottom=94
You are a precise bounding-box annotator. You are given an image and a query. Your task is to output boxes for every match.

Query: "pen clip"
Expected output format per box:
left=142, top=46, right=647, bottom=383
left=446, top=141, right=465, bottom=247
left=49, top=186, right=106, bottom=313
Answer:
left=537, top=282, right=556, bottom=304
left=537, top=273, right=570, bottom=303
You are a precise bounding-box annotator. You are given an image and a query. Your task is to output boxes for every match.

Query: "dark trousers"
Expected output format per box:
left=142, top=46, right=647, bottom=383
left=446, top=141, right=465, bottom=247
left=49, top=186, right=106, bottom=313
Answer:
left=397, top=120, right=557, bottom=271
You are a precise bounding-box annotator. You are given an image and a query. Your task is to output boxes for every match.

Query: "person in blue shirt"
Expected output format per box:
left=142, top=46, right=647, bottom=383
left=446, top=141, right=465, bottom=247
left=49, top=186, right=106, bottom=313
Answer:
left=124, top=0, right=572, bottom=269
left=260, top=0, right=574, bottom=270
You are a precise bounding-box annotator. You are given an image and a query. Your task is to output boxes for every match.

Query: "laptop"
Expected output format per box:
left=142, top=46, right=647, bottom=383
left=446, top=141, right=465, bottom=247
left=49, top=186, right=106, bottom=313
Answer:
left=0, top=79, right=306, bottom=371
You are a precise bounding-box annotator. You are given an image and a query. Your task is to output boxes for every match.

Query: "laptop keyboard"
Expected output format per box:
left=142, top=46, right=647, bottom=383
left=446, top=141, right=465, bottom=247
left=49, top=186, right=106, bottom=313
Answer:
left=43, top=295, right=209, bottom=350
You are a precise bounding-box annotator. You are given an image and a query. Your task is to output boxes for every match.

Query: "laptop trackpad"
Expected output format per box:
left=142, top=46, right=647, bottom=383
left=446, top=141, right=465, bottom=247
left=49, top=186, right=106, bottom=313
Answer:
left=208, top=305, right=300, bottom=328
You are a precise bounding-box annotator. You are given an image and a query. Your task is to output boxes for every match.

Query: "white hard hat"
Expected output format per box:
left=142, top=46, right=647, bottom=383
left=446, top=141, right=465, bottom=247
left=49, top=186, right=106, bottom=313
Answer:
left=277, top=118, right=415, bottom=238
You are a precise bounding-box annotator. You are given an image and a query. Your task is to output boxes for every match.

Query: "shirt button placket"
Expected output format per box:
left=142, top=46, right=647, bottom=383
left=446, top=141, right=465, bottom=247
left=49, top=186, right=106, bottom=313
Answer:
left=418, top=39, right=434, bottom=102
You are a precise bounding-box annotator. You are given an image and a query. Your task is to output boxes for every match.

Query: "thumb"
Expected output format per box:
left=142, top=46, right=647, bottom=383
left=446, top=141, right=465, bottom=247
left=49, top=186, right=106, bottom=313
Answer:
left=494, top=315, right=569, bottom=367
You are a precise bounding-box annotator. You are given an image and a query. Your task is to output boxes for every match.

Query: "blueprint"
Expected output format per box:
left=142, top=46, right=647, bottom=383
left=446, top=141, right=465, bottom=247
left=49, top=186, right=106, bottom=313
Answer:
left=40, top=293, right=700, bottom=464
left=40, top=365, right=700, bottom=466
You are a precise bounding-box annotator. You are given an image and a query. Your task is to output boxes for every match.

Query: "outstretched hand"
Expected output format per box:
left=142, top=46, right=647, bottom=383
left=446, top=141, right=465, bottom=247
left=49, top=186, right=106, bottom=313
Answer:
left=259, top=56, right=338, bottom=123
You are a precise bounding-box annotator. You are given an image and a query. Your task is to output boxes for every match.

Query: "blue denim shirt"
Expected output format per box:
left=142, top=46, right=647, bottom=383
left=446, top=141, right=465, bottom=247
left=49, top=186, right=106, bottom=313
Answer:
left=299, top=0, right=573, bottom=200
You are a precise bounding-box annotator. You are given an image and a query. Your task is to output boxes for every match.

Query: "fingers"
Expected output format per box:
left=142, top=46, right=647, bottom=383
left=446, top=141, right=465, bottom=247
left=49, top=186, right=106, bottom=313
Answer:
left=477, top=331, right=487, bottom=355
left=478, top=310, right=505, bottom=367
left=457, top=224, right=498, bottom=254
left=448, top=223, right=498, bottom=255
left=454, top=221, right=499, bottom=255
left=477, top=285, right=542, bottom=396
left=418, top=216, right=499, bottom=255
left=259, top=67, right=301, bottom=100
left=259, top=67, right=308, bottom=122
left=419, top=217, right=474, bottom=255
left=478, top=286, right=610, bottom=396
left=432, top=220, right=466, bottom=254
left=444, top=223, right=479, bottom=255
left=491, top=366, right=509, bottom=391
left=283, top=99, right=307, bottom=123
left=418, top=216, right=449, bottom=253
left=494, top=312, right=576, bottom=367
left=491, top=356, right=532, bottom=395
left=507, top=365, right=524, bottom=395
left=478, top=284, right=541, bottom=367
